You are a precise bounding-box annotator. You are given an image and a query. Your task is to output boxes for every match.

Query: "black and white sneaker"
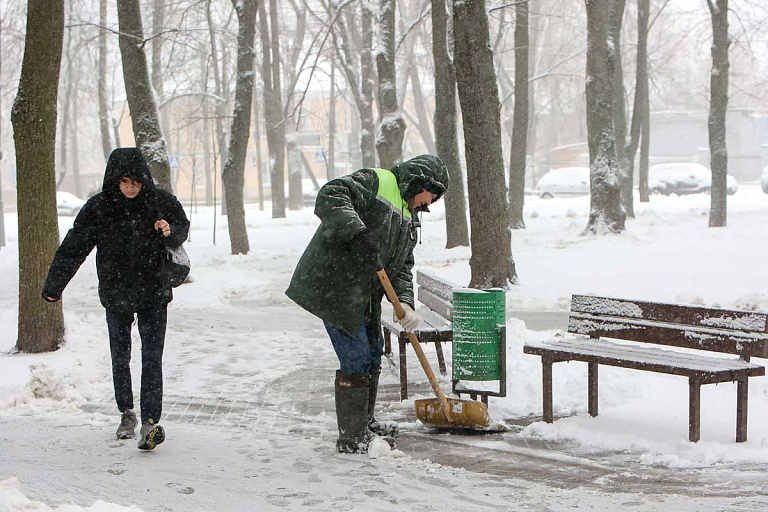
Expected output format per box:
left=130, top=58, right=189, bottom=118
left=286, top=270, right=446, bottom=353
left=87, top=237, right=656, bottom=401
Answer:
left=116, top=409, right=137, bottom=440
left=137, top=420, right=165, bottom=450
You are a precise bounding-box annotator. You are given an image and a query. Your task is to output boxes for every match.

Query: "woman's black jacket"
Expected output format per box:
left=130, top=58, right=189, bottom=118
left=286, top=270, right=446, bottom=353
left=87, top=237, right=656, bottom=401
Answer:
left=43, top=153, right=189, bottom=311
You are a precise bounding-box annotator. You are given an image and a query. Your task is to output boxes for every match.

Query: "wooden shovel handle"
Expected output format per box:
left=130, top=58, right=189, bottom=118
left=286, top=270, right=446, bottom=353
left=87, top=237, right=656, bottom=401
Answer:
left=376, top=267, right=452, bottom=422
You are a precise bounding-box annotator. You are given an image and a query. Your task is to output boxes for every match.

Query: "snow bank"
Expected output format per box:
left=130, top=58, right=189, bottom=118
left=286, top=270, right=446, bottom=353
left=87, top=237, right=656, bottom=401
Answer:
left=0, top=478, right=142, bottom=512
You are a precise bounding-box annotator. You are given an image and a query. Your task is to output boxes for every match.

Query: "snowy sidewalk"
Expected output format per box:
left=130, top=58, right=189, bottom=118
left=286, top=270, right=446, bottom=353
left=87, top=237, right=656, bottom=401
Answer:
left=5, top=193, right=768, bottom=510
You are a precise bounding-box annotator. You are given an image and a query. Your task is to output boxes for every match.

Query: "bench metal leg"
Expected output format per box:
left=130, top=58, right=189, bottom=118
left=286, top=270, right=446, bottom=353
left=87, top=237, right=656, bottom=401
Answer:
left=543, top=357, right=554, bottom=423
left=588, top=362, right=598, bottom=417
left=737, top=377, right=748, bottom=443
left=383, top=327, right=392, bottom=358
left=434, top=341, right=447, bottom=375
left=399, top=335, right=408, bottom=400
left=689, top=377, right=701, bottom=443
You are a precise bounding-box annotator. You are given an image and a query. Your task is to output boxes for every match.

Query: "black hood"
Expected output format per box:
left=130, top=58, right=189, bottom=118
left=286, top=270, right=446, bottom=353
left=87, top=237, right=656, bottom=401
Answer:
left=390, top=154, right=450, bottom=208
left=102, top=147, right=156, bottom=201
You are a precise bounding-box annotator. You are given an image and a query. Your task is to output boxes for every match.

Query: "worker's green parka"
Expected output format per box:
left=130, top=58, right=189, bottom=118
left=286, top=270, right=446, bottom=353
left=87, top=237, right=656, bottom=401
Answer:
left=285, top=155, right=449, bottom=336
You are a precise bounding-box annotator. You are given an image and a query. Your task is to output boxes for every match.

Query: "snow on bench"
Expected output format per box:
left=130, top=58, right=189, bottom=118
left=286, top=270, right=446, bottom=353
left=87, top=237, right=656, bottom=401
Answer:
left=523, top=295, right=768, bottom=443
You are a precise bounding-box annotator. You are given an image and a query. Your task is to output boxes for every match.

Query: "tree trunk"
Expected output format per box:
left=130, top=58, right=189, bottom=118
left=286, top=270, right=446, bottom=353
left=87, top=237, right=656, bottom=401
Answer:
left=0, top=18, right=5, bottom=250
left=98, top=0, right=112, bottom=162
left=360, top=4, right=376, bottom=168
left=432, top=0, right=469, bottom=248
left=152, top=0, right=169, bottom=155
left=508, top=1, right=529, bottom=230
left=610, top=0, right=632, bottom=218
left=222, top=0, right=256, bottom=255
left=205, top=0, right=229, bottom=210
left=252, top=82, right=264, bottom=211
left=71, top=68, right=82, bottom=198
left=200, top=51, right=214, bottom=207
left=259, top=0, right=286, bottom=218
left=707, top=0, right=729, bottom=228
left=454, top=0, right=517, bottom=288
left=376, top=0, right=406, bottom=169
left=630, top=0, right=650, bottom=203
left=584, top=0, right=625, bottom=234
left=331, top=2, right=375, bottom=168
left=116, top=0, right=172, bottom=192
left=59, top=7, right=74, bottom=190
left=328, top=54, right=337, bottom=180
left=11, top=0, right=65, bottom=353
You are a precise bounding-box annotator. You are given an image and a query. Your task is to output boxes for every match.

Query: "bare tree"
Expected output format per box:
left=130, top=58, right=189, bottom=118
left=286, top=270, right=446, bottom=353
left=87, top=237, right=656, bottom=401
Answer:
left=283, top=0, right=307, bottom=210
left=628, top=0, right=650, bottom=203
left=326, top=0, right=376, bottom=167
left=205, top=0, right=230, bottom=201
left=222, top=0, right=257, bottom=254
left=584, top=0, right=625, bottom=234
left=508, top=0, right=529, bottom=230
left=610, top=0, right=631, bottom=218
left=152, top=0, right=169, bottom=151
left=117, top=0, right=172, bottom=191
left=707, top=0, right=729, bottom=228
left=98, top=0, right=112, bottom=162
left=11, top=0, right=65, bottom=353
left=432, top=0, right=469, bottom=248
left=259, top=0, right=286, bottom=218
left=454, top=0, right=517, bottom=288
left=376, top=0, right=406, bottom=169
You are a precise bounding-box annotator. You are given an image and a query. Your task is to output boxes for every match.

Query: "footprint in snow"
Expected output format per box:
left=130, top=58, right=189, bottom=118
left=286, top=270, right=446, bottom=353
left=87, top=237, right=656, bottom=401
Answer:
left=165, top=482, right=195, bottom=494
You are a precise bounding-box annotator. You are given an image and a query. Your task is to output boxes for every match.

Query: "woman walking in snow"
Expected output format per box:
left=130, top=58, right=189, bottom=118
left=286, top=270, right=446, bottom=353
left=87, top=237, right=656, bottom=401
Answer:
left=42, top=147, right=189, bottom=451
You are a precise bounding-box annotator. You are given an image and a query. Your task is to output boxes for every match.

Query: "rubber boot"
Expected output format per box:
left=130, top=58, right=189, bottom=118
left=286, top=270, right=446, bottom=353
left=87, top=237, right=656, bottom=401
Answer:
left=335, top=371, right=372, bottom=453
left=367, top=366, right=399, bottom=443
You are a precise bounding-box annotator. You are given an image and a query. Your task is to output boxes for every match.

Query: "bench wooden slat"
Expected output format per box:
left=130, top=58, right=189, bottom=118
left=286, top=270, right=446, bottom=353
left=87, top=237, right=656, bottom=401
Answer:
left=568, top=314, right=768, bottom=358
left=416, top=270, right=456, bottom=303
left=524, top=338, right=766, bottom=377
left=571, top=295, right=768, bottom=333
left=417, top=287, right=453, bottom=321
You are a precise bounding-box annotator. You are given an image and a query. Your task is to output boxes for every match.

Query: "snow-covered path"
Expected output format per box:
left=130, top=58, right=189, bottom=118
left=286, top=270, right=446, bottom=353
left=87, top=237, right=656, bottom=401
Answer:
left=4, top=189, right=768, bottom=510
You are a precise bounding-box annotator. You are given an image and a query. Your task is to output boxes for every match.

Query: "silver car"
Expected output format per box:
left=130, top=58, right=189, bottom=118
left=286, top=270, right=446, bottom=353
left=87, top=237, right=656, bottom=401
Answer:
left=649, top=163, right=737, bottom=196
left=534, top=167, right=590, bottom=199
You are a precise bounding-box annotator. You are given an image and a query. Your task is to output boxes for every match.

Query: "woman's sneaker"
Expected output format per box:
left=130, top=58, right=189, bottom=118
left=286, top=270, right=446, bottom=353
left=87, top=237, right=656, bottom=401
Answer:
left=116, top=409, right=137, bottom=440
left=137, top=419, right=165, bottom=450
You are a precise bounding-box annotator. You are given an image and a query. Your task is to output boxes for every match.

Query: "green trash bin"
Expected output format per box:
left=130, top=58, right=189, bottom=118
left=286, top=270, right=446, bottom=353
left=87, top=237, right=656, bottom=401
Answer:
left=452, top=288, right=505, bottom=381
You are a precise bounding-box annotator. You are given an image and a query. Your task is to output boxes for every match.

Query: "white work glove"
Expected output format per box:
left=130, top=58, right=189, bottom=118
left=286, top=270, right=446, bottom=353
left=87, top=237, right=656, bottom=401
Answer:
left=396, top=303, right=421, bottom=332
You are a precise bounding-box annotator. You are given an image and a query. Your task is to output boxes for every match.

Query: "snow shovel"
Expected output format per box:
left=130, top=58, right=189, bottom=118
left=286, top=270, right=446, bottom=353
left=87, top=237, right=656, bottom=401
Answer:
left=376, top=264, right=490, bottom=429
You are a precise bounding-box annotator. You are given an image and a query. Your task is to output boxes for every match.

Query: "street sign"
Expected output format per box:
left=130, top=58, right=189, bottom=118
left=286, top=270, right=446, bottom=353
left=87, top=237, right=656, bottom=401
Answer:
left=315, top=147, right=327, bottom=164
left=169, top=155, right=180, bottom=170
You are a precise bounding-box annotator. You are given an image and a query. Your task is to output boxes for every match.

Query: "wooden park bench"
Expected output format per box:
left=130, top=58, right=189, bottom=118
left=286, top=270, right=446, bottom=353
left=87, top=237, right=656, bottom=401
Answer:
left=523, top=295, right=768, bottom=442
left=381, top=270, right=454, bottom=400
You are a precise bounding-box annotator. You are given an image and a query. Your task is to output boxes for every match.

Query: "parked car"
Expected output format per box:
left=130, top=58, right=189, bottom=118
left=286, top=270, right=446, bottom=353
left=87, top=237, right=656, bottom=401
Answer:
left=761, top=166, right=768, bottom=194
left=56, top=191, right=86, bottom=216
left=648, top=163, right=737, bottom=196
left=534, top=167, right=590, bottom=199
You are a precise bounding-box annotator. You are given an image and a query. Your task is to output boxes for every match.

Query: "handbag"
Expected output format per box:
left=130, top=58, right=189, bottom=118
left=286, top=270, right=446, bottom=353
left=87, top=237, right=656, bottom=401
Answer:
left=164, top=244, right=191, bottom=287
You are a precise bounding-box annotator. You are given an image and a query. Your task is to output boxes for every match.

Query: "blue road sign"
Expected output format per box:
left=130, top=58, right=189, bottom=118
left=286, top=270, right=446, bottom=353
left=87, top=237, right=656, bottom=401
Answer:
left=169, top=155, right=180, bottom=170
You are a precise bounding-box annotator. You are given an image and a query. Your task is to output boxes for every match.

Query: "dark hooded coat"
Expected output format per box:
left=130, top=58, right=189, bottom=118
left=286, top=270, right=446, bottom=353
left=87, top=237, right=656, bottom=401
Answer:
left=285, top=154, right=449, bottom=335
left=43, top=148, right=190, bottom=310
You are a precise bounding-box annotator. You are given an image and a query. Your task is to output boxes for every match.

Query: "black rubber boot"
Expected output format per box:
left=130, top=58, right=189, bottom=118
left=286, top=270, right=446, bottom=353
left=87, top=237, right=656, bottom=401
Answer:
left=367, top=366, right=399, bottom=441
left=335, top=371, right=372, bottom=454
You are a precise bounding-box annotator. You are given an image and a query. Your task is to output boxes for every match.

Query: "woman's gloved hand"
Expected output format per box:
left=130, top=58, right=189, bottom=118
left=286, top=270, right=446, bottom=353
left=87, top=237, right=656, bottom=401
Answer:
left=396, top=303, right=421, bottom=332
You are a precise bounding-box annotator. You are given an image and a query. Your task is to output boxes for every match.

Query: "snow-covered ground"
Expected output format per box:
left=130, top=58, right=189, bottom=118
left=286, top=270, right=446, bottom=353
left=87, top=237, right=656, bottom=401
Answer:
left=2, top=185, right=768, bottom=510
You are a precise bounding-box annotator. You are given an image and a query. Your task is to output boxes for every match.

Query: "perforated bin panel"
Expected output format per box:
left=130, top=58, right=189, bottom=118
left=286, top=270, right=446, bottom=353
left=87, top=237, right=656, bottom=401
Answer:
left=452, top=288, right=505, bottom=381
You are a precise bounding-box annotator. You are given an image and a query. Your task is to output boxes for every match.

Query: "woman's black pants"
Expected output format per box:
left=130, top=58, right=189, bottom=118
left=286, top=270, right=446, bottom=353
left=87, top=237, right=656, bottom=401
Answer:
left=106, top=306, right=167, bottom=424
